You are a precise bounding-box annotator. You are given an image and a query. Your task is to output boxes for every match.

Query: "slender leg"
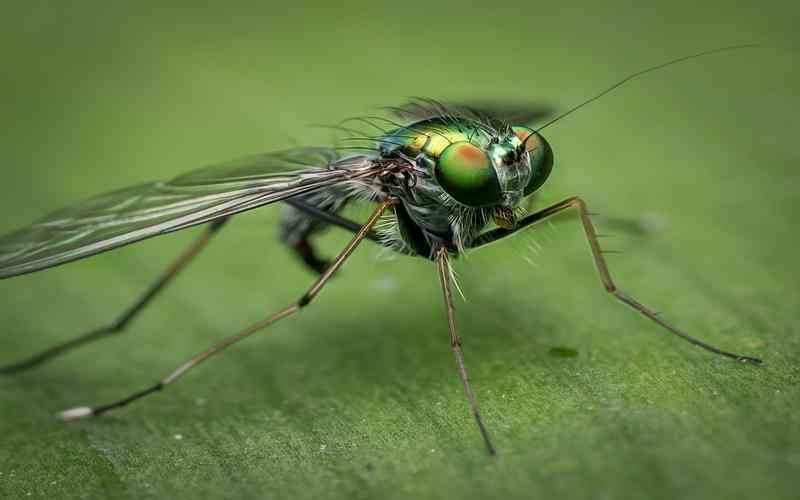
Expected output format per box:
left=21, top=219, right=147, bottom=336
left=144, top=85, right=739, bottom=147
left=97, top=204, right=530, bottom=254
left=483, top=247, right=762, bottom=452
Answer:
left=0, top=218, right=230, bottom=375
left=470, top=197, right=761, bottom=364
left=435, top=247, right=496, bottom=456
left=59, top=199, right=394, bottom=421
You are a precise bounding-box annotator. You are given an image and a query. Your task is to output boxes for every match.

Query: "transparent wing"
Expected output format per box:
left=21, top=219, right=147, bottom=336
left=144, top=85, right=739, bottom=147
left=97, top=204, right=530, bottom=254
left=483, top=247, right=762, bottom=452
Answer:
left=389, top=98, right=555, bottom=126
left=0, top=147, right=382, bottom=279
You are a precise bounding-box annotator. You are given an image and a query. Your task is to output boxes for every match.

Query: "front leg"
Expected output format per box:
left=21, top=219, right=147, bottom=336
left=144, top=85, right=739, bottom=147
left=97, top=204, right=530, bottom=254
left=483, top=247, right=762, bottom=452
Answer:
left=470, top=196, right=762, bottom=364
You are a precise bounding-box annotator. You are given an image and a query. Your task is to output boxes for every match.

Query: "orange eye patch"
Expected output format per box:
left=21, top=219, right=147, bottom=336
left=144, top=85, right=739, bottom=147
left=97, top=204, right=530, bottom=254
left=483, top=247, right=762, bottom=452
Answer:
left=512, top=126, right=540, bottom=153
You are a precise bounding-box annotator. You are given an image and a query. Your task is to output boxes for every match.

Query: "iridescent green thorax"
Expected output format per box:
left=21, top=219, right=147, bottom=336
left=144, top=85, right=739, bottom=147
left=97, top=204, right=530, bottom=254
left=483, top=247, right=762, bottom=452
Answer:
left=377, top=117, right=497, bottom=162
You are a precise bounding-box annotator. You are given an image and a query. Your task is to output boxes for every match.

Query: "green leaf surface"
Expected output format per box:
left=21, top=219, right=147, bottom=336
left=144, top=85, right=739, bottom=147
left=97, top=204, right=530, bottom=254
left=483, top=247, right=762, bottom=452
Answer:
left=1, top=2, right=798, bottom=499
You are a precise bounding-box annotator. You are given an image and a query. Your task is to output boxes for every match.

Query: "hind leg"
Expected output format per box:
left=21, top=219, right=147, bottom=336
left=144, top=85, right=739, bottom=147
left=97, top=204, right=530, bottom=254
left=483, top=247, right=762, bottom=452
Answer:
left=0, top=217, right=229, bottom=374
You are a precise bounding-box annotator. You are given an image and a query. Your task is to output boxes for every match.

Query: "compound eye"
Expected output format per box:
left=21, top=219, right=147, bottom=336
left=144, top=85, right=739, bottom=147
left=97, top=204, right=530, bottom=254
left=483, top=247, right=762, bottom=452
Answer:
left=434, top=142, right=501, bottom=207
left=513, top=127, right=554, bottom=196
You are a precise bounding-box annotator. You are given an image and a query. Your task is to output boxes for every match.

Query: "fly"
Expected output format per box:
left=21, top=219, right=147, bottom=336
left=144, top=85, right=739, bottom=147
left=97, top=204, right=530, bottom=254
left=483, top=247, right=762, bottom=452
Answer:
left=0, top=45, right=762, bottom=456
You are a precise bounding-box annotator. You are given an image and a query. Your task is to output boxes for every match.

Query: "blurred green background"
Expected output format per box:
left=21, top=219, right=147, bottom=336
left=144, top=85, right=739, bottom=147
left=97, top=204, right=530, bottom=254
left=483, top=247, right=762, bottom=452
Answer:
left=1, top=1, right=798, bottom=499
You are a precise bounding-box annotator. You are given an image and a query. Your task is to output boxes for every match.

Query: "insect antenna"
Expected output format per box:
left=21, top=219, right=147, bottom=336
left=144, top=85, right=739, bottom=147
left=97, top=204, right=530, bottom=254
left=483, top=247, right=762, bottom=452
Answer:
left=527, top=43, right=761, bottom=145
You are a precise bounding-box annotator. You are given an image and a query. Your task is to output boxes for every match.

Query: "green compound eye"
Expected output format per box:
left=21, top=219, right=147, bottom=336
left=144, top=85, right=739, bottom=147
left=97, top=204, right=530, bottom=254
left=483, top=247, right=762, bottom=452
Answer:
left=513, top=127, right=554, bottom=196
left=435, top=142, right=502, bottom=207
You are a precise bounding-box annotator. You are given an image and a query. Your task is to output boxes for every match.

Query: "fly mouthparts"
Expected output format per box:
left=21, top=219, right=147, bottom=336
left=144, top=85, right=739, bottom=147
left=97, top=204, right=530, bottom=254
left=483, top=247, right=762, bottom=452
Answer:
left=492, top=206, right=517, bottom=229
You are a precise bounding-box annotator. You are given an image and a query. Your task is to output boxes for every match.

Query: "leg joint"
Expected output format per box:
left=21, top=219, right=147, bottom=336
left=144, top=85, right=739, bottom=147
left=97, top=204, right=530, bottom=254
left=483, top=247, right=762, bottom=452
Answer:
left=297, top=294, right=312, bottom=308
left=107, top=320, right=128, bottom=333
left=209, top=216, right=229, bottom=232
left=566, top=195, right=585, bottom=209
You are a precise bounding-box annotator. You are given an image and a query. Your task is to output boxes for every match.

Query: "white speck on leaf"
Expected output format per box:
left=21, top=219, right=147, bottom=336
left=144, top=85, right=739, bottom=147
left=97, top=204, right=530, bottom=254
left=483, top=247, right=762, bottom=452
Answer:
left=641, top=211, right=667, bottom=233
left=370, top=276, right=398, bottom=293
